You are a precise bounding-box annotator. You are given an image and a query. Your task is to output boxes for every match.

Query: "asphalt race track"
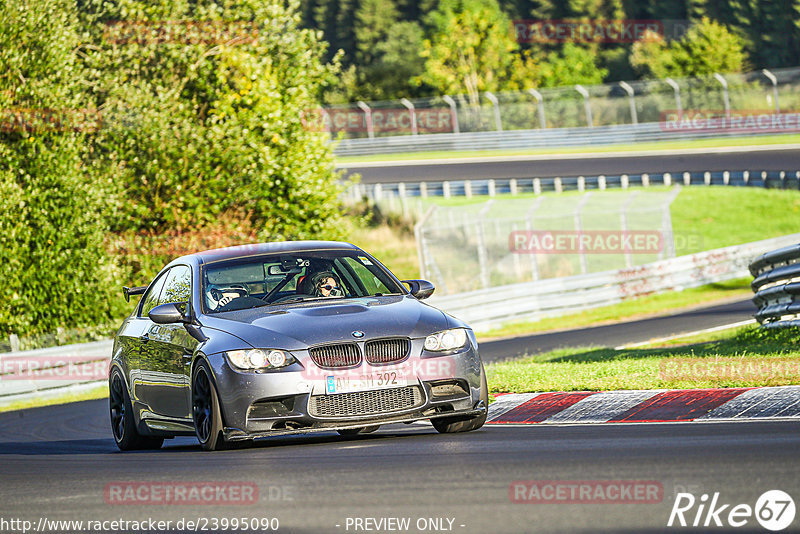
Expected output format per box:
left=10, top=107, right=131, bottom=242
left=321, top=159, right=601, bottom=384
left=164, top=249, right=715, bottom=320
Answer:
left=3, top=299, right=799, bottom=533
left=2, top=401, right=799, bottom=533
left=479, top=298, right=756, bottom=362
left=339, top=146, right=800, bottom=184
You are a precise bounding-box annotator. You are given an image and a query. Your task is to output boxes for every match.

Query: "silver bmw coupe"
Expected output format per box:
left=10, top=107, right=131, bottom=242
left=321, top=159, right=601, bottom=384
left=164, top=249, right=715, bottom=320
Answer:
left=110, top=241, right=487, bottom=451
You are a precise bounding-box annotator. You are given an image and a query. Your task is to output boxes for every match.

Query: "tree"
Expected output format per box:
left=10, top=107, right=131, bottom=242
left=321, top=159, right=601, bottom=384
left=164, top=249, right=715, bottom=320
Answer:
left=0, top=0, right=122, bottom=337
left=536, top=43, right=608, bottom=87
left=353, top=0, right=427, bottom=100
left=418, top=0, right=538, bottom=106
left=631, top=17, right=747, bottom=78
left=81, top=0, right=346, bottom=241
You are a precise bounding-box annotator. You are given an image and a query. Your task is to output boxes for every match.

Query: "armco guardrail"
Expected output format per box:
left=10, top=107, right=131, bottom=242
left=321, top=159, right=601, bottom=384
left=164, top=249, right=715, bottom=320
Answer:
left=350, top=169, right=800, bottom=202
left=750, top=243, right=800, bottom=327
left=0, top=340, right=112, bottom=404
left=428, top=233, right=800, bottom=331
left=334, top=122, right=798, bottom=157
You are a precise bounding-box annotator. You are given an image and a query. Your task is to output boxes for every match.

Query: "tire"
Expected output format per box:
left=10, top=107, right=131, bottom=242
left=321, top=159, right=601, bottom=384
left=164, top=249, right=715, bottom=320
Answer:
left=432, top=364, right=488, bottom=434
left=337, top=425, right=380, bottom=436
left=192, top=360, right=229, bottom=451
left=109, top=369, right=164, bottom=451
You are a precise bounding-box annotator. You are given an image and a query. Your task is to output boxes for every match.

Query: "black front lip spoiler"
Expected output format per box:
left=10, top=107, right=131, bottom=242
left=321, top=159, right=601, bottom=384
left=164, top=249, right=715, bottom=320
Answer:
left=223, top=407, right=486, bottom=441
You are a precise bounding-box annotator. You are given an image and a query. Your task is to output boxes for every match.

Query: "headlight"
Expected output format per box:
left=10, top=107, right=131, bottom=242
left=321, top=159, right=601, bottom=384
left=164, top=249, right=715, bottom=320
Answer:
left=226, top=349, right=296, bottom=371
left=424, top=328, right=468, bottom=352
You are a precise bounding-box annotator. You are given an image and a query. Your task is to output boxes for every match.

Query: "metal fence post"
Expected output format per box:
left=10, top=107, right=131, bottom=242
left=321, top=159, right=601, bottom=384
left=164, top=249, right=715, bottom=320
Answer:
left=400, top=98, right=418, bottom=135
left=620, top=191, right=641, bottom=268
left=414, top=206, right=436, bottom=281
left=574, top=192, right=592, bottom=274
left=619, top=81, right=637, bottom=125
left=476, top=201, right=494, bottom=289
left=356, top=101, right=374, bottom=139
left=762, top=69, right=780, bottom=113
left=575, top=85, right=593, bottom=128
left=661, top=185, right=682, bottom=259
left=398, top=183, right=408, bottom=217
left=527, top=88, right=546, bottom=129
left=713, top=73, right=731, bottom=120
left=485, top=92, right=502, bottom=131
left=525, top=196, right=545, bottom=281
left=665, top=78, right=682, bottom=120
left=442, top=95, right=459, bottom=134
left=488, top=179, right=496, bottom=197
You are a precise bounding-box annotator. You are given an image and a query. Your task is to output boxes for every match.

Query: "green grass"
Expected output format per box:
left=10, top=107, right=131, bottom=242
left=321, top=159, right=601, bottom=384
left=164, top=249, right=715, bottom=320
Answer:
left=415, top=186, right=800, bottom=258
left=336, top=134, right=800, bottom=164
left=477, top=278, right=752, bottom=339
left=671, top=187, right=800, bottom=254
left=486, top=325, right=800, bottom=393
left=0, top=384, right=107, bottom=413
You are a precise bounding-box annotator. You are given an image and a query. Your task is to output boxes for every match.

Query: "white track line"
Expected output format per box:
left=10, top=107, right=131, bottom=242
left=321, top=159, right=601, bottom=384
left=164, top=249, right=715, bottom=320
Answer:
left=614, top=319, right=756, bottom=350
left=336, top=143, right=800, bottom=168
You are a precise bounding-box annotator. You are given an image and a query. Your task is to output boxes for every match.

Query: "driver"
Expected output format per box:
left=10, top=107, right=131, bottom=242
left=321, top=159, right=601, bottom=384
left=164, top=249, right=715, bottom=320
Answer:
left=308, top=270, right=343, bottom=297
left=206, top=284, right=248, bottom=311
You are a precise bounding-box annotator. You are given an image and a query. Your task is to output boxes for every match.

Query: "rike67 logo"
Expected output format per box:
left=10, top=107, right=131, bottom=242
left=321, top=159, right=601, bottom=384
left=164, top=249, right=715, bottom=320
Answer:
left=668, top=490, right=795, bottom=531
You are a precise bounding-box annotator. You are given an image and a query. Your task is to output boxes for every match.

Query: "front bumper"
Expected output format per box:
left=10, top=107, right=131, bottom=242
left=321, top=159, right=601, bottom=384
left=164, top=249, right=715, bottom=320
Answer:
left=207, top=338, right=484, bottom=439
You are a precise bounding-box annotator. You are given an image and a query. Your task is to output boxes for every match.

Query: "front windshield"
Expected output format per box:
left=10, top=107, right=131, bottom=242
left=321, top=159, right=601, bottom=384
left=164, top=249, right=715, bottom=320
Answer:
left=201, top=250, right=405, bottom=313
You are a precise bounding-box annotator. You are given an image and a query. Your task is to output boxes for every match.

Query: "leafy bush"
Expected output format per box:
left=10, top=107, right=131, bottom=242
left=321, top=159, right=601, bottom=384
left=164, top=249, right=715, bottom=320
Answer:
left=82, top=0, right=347, bottom=240
left=1, top=0, right=350, bottom=340
left=0, top=0, right=124, bottom=338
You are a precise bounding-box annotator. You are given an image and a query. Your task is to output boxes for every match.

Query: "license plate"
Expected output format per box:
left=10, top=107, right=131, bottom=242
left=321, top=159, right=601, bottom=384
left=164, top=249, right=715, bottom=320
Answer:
left=325, top=372, right=407, bottom=395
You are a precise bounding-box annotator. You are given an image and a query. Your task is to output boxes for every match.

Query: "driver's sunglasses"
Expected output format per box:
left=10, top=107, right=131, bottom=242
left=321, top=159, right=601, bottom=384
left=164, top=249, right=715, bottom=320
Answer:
left=319, top=284, right=338, bottom=291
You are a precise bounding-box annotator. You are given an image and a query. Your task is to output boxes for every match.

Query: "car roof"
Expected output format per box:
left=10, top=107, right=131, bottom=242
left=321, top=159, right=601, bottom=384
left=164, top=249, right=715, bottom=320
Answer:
left=185, top=240, right=362, bottom=265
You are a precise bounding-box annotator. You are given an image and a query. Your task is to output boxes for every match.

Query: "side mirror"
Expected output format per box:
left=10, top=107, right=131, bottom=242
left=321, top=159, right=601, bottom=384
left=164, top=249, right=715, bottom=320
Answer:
left=401, top=279, right=435, bottom=300
left=148, top=302, right=189, bottom=324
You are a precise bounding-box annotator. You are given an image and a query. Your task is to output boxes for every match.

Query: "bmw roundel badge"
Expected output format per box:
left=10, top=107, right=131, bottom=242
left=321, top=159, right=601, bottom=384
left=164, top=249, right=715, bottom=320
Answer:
left=351, top=330, right=365, bottom=338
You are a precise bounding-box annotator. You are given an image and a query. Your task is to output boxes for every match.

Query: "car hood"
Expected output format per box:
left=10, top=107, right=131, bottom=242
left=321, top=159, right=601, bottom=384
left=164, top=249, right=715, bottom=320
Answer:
left=199, top=295, right=449, bottom=350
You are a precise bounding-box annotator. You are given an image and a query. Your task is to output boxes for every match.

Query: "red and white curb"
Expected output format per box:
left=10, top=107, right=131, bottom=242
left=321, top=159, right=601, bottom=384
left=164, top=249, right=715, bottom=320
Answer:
left=487, top=386, right=800, bottom=424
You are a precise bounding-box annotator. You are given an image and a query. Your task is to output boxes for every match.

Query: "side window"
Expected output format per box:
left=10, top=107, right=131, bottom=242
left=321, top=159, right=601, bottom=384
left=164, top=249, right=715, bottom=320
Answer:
left=161, top=265, right=191, bottom=306
left=343, top=257, right=392, bottom=295
left=139, top=273, right=167, bottom=318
